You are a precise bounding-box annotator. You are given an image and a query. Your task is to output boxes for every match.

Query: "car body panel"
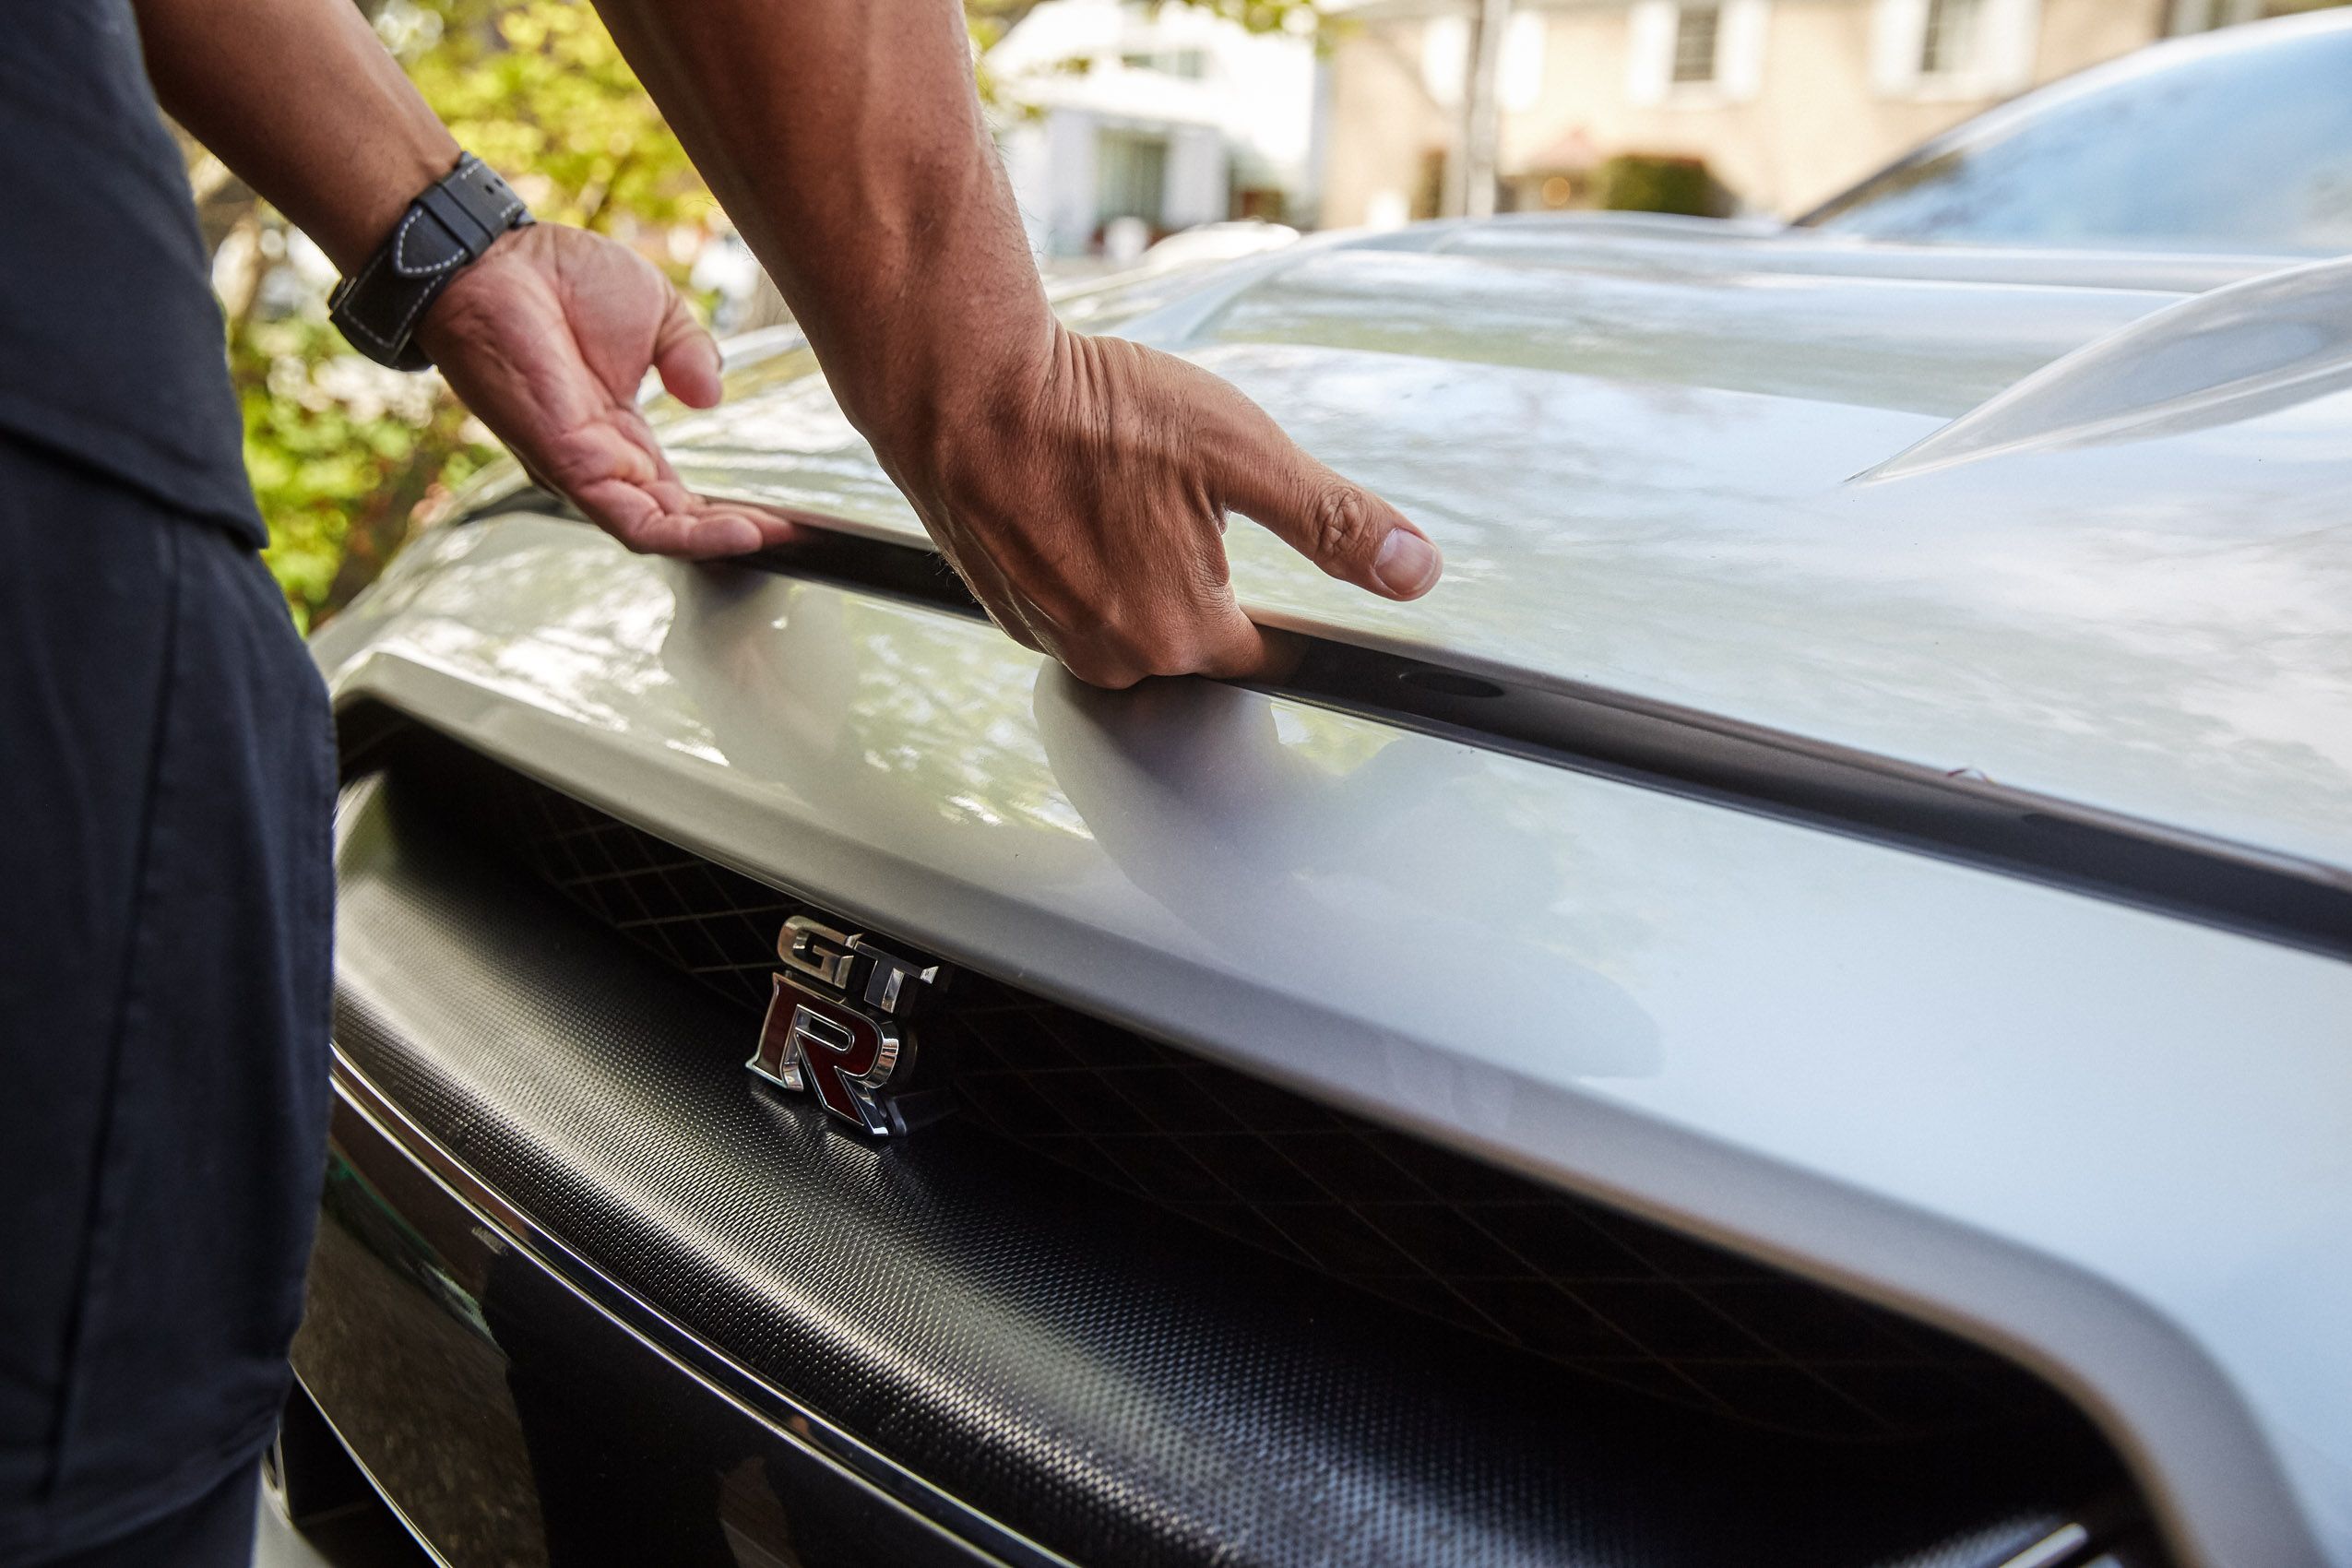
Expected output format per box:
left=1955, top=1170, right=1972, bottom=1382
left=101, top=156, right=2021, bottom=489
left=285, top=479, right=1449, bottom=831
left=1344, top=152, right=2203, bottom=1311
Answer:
left=313, top=514, right=2352, bottom=1568
left=352, top=52, right=2352, bottom=1552
left=595, top=231, right=2352, bottom=891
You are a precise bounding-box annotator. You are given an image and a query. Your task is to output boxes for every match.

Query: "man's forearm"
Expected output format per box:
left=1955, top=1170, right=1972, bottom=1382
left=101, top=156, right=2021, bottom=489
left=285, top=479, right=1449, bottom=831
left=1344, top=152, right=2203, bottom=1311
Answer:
left=139, top=0, right=1434, bottom=683
left=133, top=0, right=457, bottom=273
left=601, top=0, right=1435, bottom=686
left=589, top=0, right=1051, bottom=442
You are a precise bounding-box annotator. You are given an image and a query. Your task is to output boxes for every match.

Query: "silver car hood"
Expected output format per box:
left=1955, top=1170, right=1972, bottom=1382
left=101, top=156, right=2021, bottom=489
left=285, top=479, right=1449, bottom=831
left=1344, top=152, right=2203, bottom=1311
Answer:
left=638, top=216, right=2352, bottom=882
left=356, top=217, right=2352, bottom=1568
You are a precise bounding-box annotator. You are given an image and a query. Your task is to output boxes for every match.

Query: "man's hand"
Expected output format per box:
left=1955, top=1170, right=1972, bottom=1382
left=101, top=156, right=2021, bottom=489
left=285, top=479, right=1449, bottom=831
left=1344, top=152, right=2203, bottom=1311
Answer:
left=415, top=224, right=795, bottom=559
left=144, top=0, right=1439, bottom=670
left=877, top=325, right=1440, bottom=689
left=593, top=0, right=1441, bottom=691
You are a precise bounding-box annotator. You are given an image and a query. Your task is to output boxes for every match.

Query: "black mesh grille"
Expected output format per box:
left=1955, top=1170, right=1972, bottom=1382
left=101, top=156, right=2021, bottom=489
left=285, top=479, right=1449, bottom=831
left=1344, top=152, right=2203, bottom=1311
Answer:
left=464, top=746, right=2049, bottom=1443
left=337, top=757, right=2144, bottom=1568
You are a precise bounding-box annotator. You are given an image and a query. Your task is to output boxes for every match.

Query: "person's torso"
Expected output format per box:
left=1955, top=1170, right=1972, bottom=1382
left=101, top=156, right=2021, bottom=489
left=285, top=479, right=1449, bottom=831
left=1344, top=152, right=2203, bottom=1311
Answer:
left=0, top=0, right=265, bottom=544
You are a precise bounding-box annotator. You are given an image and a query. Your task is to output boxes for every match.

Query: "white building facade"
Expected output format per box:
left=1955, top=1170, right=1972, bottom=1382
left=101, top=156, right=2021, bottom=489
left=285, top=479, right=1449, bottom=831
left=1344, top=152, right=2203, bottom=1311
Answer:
left=989, top=0, right=1322, bottom=257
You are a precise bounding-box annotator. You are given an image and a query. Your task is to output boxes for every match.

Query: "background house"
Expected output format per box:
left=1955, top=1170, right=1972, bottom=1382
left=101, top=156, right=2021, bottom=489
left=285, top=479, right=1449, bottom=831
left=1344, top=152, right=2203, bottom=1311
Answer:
left=988, top=0, right=1323, bottom=258
left=1317, top=0, right=2345, bottom=226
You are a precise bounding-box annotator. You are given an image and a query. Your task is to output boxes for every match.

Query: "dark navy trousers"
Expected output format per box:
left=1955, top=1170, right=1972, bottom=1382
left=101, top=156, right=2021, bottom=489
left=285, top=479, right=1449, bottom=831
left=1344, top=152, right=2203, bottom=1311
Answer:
left=0, top=434, right=335, bottom=1563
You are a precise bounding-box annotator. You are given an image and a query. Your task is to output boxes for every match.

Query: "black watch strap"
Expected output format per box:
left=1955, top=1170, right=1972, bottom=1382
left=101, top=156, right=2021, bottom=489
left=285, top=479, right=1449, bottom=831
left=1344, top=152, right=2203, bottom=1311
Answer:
left=329, top=153, right=533, bottom=371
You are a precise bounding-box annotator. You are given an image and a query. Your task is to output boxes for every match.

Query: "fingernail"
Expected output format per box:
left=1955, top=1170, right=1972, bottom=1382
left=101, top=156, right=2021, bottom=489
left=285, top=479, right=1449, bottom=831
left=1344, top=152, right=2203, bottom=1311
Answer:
left=1373, top=529, right=1439, bottom=597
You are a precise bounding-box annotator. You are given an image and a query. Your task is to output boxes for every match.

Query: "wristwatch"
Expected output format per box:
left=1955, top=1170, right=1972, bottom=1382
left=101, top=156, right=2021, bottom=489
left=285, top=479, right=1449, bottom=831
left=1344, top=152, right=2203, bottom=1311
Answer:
left=329, top=152, right=534, bottom=371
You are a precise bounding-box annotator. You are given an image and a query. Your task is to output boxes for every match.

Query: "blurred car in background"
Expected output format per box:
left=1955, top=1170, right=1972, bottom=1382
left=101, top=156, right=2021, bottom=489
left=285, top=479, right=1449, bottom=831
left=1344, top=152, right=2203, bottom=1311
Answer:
left=1139, top=218, right=1301, bottom=270
left=1799, top=6, right=2352, bottom=253
left=290, top=13, right=2352, bottom=1568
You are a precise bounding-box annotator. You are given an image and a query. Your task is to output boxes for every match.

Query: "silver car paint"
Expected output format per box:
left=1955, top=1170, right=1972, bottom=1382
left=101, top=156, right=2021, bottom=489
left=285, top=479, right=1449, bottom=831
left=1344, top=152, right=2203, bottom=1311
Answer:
left=622, top=231, right=2352, bottom=889
left=315, top=511, right=2347, bottom=1568
left=322, top=222, right=2352, bottom=1566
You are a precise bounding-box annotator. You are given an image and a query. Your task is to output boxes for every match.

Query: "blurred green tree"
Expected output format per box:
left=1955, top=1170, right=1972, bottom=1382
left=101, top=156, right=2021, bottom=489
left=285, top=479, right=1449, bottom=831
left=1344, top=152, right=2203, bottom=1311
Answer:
left=229, top=0, right=712, bottom=630
left=400, top=1, right=716, bottom=232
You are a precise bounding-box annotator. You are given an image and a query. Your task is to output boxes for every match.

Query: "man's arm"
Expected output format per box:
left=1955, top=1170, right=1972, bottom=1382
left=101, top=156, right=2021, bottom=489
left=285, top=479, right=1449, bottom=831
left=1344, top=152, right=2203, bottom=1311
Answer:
left=137, top=0, right=1439, bottom=681
left=132, top=0, right=796, bottom=558
left=589, top=0, right=1439, bottom=685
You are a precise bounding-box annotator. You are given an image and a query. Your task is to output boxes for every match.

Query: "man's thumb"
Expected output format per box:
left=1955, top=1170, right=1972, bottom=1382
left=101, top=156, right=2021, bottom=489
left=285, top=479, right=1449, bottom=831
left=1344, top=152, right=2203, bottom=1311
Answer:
left=1221, top=442, right=1441, bottom=601
left=651, top=287, right=725, bottom=410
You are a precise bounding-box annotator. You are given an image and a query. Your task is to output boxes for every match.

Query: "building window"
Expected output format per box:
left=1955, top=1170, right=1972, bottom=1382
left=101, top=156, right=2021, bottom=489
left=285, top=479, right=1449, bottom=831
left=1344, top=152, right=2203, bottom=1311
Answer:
left=1918, top=0, right=1984, bottom=74
left=1872, top=0, right=2037, bottom=97
left=1500, top=9, right=1547, bottom=113
left=2169, top=0, right=2329, bottom=30
left=1630, top=0, right=1768, bottom=106
left=1120, top=49, right=1206, bottom=78
left=1095, top=129, right=1168, bottom=229
left=1421, top=15, right=1469, bottom=107
left=1672, top=5, right=1723, bottom=83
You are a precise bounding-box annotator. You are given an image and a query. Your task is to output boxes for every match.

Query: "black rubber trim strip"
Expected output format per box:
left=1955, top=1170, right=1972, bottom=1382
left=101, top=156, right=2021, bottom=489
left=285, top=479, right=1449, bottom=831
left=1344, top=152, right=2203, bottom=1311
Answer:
left=1267, top=641, right=2352, bottom=965
left=459, top=495, right=2352, bottom=962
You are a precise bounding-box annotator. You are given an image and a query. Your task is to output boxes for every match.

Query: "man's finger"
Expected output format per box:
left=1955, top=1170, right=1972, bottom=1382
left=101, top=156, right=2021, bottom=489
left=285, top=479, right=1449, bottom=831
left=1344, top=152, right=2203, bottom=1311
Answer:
left=1170, top=571, right=1317, bottom=682
left=575, top=482, right=752, bottom=557
left=975, top=588, right=1049, bottom=657
left=698, top=499, right=802, bottom=552
left=1211, top=410, right=1440, bottom=602
left=574, top=481, right=790, bottom=559
left=650, top=286, right=724, bottom=410
left=1194, top=600, right=1306, bottom=685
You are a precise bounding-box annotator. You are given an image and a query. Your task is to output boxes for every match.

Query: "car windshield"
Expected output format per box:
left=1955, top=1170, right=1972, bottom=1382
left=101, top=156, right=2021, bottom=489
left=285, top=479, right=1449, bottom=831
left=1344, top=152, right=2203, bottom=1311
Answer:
left=1800, top=22, right=2352, bottom=255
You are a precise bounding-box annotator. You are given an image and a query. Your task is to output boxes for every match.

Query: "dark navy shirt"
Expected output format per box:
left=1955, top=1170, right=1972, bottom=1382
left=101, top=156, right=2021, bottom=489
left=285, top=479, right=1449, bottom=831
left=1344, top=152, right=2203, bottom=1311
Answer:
left=0, top=0, right=266, bottom=546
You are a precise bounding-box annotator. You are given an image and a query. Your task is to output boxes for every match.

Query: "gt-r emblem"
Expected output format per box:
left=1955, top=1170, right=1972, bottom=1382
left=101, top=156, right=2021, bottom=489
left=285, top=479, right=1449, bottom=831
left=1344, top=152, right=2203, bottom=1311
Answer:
left=750, top=979, right=902, bottom=1134
left=746, top=916, right=944, bottom=1135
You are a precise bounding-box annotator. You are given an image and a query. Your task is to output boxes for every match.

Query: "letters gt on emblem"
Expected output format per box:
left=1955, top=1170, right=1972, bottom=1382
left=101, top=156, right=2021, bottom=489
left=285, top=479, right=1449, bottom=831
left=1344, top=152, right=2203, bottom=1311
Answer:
left=779, top=915, right=939, bottom=1017
left=749, top=916, right=942, bottom=1135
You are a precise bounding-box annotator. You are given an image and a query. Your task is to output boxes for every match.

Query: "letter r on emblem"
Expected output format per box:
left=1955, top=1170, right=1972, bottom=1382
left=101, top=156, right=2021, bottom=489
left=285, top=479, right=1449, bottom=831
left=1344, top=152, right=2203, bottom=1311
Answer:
left=747, top=974, right=905, bottom=1136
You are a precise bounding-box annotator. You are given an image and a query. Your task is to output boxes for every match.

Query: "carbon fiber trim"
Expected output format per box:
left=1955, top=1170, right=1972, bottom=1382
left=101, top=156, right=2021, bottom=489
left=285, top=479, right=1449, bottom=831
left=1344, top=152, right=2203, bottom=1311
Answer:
left=303, top=1058, right=1062, bottom=1568
left=327, top=748, right=2138, bottom=1568
left=447, top=735, right=2053, bottom=1443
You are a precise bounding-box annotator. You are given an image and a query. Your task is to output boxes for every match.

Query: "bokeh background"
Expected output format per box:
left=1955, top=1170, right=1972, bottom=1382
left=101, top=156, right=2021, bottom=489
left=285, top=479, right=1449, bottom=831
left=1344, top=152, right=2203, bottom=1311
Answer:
left=189, top=0, right=2346, bottom=631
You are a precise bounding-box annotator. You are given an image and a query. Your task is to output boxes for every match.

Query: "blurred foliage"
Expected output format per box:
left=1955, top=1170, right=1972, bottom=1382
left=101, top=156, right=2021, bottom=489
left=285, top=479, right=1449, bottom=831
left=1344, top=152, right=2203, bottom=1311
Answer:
left=235, top=313, right=490, bottom=619
left=1134, top=0, right=1321, bottom=32
left=398, top=1, right=712, bottom=231
left=240, top=0, right=712, bottom=630
left=1598, top=154, right=1727, bottom=219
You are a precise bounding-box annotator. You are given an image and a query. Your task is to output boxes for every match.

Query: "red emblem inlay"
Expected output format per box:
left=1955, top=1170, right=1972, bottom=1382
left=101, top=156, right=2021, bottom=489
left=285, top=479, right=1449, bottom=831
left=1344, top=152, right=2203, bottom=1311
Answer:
left=748, top=974, right=904, bottom=1134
